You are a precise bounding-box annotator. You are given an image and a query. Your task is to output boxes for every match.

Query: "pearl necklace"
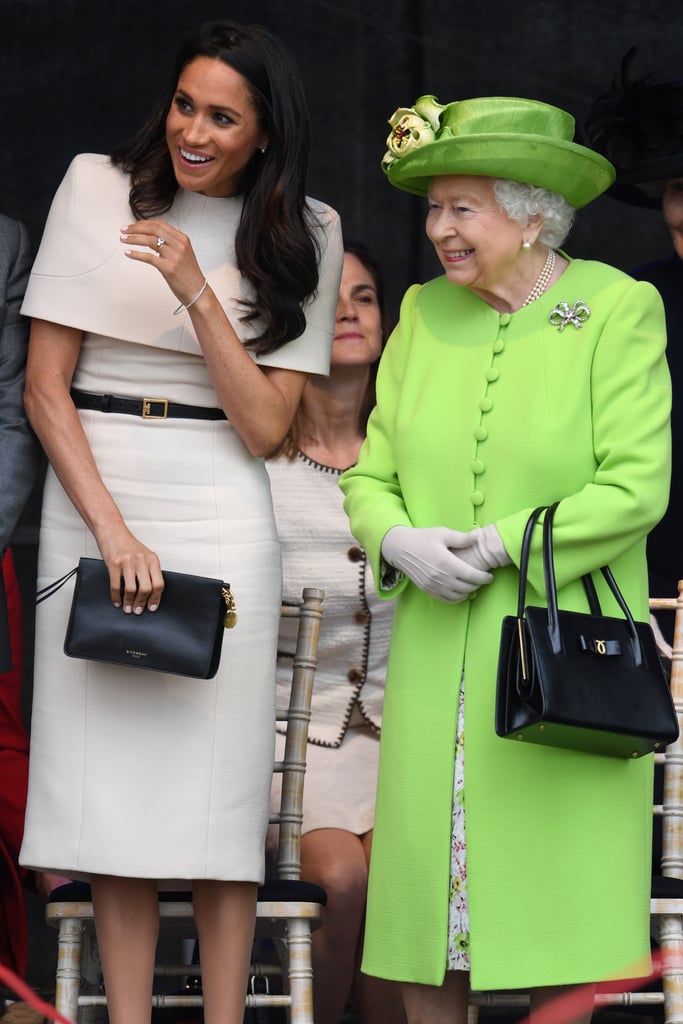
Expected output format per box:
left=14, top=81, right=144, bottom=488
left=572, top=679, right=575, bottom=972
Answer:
left=520, top=247, right=556, bottom=308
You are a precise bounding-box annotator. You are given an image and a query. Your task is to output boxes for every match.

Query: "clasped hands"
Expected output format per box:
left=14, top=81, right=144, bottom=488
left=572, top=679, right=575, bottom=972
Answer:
left=381, top=524, right=510, bottom=602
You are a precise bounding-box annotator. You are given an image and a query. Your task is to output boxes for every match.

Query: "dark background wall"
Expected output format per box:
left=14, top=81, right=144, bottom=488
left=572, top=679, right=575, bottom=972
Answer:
left=2, top=0, right=682, bottom=994
left=3, top=0, right=682, bottom=315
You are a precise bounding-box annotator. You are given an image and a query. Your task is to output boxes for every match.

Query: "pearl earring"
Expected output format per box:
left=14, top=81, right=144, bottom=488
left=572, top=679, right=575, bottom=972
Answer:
left=522, top=240, right=532, bottom=250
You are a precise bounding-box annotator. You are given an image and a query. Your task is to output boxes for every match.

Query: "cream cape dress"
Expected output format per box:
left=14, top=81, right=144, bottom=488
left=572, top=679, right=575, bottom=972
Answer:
left=19, top=153, right=342, bottom=883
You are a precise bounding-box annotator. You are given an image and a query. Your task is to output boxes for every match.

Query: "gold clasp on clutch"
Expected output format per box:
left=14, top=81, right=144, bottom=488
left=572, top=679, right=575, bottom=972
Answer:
left=222, top=585, right=238, bottom=629
left=595, top=638, right=606, bottom=655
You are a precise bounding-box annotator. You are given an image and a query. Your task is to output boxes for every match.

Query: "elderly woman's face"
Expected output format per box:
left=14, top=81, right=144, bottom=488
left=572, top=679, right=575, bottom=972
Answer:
left=663, top=178, right=683, bottom=260
left=426, top=175, right=527, bottom=292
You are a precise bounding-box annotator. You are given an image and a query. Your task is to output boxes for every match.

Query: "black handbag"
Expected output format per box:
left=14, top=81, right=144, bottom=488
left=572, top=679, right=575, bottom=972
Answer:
left=495, top=503, right=679, bottom=758
left=37, top=557, right=237, bottom=679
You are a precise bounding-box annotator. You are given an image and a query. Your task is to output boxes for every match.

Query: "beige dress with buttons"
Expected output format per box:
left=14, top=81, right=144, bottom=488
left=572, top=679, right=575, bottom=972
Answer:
left=266, top=451, right=394, bottom=835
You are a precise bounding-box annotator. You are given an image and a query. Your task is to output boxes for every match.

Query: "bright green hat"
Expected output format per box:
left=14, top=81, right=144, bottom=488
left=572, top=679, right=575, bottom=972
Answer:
left=382, top=95, right=615, bottom=208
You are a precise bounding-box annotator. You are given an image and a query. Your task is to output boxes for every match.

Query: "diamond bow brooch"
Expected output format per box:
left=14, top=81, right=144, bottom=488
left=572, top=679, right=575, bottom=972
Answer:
left=548, top=300, right=591, bottom=332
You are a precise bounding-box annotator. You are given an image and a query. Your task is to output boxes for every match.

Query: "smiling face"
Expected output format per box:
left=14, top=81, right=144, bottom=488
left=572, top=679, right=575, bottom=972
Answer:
left=165, top=56, right=269, bottom=197
left=663, top=177, right=683, bottom=260
left=425, top=174, right=536, bottom=297
left=331, top=252, right=383, bottom=370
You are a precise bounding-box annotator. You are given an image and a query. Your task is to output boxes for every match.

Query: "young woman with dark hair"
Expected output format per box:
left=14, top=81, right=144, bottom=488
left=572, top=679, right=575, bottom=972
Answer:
left=277, top=240, right=392, bottom=460
left=19, top=19, right=342, bottom=1024
left=111, top=19, right=320, bottom=356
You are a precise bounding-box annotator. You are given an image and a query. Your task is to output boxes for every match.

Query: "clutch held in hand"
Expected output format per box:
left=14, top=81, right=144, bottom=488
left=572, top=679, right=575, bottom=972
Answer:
left=38, top=558, right=236, bottom=679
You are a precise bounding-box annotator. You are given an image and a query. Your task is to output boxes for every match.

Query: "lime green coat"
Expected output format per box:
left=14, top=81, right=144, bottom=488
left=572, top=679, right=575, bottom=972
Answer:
left=340, top=258, right=670, bottom=990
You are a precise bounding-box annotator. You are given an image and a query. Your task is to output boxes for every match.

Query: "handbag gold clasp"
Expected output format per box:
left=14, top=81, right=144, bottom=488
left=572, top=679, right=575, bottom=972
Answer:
left=595, top=638, right=606, bottom=655
left=222, top=585, right=238, bottom=629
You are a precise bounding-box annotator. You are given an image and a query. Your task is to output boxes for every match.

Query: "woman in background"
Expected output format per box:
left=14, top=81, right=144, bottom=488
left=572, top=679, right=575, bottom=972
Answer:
left=267, top=242, right=404, bottom=1024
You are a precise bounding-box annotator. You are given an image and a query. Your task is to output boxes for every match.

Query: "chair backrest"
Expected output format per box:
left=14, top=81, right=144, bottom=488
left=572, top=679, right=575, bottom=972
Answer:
left=270, top=587, right=324, bottom=882
left=650, top=585, right=683, bottom=883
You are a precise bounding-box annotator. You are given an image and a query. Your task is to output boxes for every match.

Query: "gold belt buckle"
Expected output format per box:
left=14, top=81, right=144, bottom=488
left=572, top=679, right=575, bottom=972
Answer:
left=142, top=398, right=169, bottom=419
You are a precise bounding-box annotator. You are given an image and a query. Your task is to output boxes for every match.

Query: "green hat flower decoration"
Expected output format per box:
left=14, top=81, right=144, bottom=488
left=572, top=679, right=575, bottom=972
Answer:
left=382, top=95, right=447, bottom=173
left=379, top=93, right=615, bottom=207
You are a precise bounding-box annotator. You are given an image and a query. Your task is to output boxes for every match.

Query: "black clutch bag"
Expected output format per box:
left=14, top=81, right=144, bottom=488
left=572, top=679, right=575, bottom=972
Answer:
left=495, top=503, right=679, bottom=758
left=37, top=557, right=236, bottom=679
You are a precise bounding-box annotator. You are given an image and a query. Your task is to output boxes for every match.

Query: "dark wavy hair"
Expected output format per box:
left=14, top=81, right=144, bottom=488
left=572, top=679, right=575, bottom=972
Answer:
left=275, top=240, right=392, bottom=461
left=110, top=19, right=319, bottom=355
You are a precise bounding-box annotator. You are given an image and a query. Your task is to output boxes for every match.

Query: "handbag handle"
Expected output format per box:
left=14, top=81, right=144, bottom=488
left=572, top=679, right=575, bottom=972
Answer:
left=515, top=505, right=546, bottom=617
left=36, top=566, right=78, bottom=604
left=516, top=506, right=601, bottom=617
left=541, top=502, right=644, bottom=667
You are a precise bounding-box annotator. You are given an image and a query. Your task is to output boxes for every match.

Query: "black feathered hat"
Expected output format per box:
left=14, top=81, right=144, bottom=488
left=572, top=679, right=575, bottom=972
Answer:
left=582, top=48, right=683, bottom=208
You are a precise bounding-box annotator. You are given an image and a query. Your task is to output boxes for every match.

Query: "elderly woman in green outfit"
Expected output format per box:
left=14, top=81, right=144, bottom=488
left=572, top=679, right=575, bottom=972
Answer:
left=340, top=95, right=671, bottom=1023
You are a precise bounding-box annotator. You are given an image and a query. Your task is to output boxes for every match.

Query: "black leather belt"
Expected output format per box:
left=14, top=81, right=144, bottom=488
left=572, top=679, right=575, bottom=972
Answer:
left=71, top=389, right=227, bottom=421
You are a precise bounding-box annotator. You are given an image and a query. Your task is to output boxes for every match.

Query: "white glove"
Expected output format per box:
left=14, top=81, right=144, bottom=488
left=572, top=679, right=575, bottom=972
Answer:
left=454, top=523, right=511, bottom=573
left=381, top=525, right=492, bottom=602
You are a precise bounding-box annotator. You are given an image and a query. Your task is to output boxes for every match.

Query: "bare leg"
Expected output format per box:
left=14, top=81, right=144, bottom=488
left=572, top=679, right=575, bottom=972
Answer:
left=529, top=983, right=595, bottom=1023
left=300, top=828, right=369, bottom=1024
left=401, top=970, right=470, bottom=1024
left=353, top=831, right=406, bottom=1024
left=355, top=971, right=408, bottom=1024
left=90, top=874, right=159, bottom=1024
left=192, top=879, right=257, bottom=1024
left=34, top=871, right=72, bottom=900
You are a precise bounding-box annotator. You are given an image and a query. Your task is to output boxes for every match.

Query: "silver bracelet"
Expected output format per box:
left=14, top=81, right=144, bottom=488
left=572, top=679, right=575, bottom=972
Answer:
left=173, top=278, right=208, bottom=316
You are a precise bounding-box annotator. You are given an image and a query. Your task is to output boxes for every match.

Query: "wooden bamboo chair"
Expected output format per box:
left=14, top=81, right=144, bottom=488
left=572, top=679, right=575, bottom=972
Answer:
left=45, top=586, right=325, bottom=1024
left=469, top=583, right=683, bottom=1022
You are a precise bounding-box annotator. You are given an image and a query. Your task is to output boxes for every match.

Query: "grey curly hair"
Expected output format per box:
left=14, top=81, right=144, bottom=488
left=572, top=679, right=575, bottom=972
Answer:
left=493, top=179, right=575, bottom=249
